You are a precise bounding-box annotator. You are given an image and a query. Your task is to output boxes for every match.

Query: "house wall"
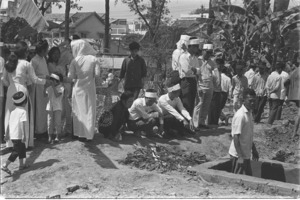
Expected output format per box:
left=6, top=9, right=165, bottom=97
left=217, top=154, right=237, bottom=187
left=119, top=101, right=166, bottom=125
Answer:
left=75, top=15, right=105, bottom=39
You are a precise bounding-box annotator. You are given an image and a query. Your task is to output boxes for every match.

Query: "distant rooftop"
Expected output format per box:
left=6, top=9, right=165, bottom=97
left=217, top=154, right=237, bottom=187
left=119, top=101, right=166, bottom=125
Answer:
left=44, top=12, right=105, bottom=23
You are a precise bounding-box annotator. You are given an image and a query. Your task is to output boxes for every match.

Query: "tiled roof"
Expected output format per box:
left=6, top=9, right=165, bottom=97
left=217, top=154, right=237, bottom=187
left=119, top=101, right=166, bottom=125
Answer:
left=59, top=12, right=105, bottom=28
left=44, top=12, right=105, bottom=24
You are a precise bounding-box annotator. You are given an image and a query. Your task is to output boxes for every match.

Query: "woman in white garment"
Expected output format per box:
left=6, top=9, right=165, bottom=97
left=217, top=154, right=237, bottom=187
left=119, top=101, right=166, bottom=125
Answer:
left=68, top=39, right=101, bottom=141
left=30, top=40, right=49, bottom=138
left=2, top=41, right=49, bottom=149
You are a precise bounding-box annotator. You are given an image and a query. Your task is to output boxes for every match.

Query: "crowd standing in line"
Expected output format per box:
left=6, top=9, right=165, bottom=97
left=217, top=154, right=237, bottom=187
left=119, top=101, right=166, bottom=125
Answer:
left=0, top=34, right=299, bottom=176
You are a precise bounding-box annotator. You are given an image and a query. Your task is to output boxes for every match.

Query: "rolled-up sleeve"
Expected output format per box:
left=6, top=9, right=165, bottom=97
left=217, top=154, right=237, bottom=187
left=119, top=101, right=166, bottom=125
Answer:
left=159, top=99, right=185, bottom=122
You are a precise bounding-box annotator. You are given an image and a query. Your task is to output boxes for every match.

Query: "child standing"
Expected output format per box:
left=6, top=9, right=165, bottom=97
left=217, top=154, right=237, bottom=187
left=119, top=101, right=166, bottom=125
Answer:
left=1, top=91, right=29, bottom=175
left=46, top=73, right=64, bottom=144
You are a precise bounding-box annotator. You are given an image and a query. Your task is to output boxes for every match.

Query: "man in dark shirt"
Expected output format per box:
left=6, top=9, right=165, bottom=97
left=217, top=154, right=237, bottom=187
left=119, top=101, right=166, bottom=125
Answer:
left=120, top=41, right=147, bottom=99
left=98, top=91, right=134, bottom=141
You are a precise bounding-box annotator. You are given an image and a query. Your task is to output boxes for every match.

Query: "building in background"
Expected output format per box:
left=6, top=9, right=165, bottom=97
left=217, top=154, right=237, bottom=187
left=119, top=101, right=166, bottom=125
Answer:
left=110, top=19, right=129, bottom=40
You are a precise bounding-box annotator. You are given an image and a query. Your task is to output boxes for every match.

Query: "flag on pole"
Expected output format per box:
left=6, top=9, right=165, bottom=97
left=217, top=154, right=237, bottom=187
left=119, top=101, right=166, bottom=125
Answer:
left=17, top=0, right=49, bottom=32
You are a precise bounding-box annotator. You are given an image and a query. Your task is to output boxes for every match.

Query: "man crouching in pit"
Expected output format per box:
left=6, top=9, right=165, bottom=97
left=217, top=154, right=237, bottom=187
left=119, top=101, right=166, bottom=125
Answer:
left=158, top=83, right=196, bottom=139
left=127, top=89, right=164, bottom=138
left=228, top=88, right=259, bottom=175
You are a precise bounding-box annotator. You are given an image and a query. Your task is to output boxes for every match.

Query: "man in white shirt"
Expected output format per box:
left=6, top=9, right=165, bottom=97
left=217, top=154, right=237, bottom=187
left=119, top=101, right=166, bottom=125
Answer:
left=250, top=64, right=268, bottom=123
left=193, top=43, right=216, bottom=129
left=178, top=38, right=199, bottom=117
left=158, top=83, right=195, bottom=138
left=229, top=88, right=259, bottom=175
left=244, top=64, right=256, bottom=87
left=172, top=35, right=190, bottom=71
left=219, top=65, right=232, bottom=125
left=265, top=62, right=283, bottom=125
left=128, top=89, right=164, bottom=138
left=276, top=66, right=289, bottom=120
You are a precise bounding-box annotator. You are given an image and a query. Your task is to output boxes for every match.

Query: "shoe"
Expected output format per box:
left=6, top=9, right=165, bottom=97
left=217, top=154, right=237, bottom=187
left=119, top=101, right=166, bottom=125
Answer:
left=19, top=164, right=30, bottom=170
left=54, top=138, right=60, bottom=143
left=1, top=166, right=12, bottom=175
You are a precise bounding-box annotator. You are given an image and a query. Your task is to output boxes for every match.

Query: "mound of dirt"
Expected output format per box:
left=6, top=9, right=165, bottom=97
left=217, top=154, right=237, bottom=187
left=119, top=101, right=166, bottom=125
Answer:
left=119, top=145, right=208, bottom=173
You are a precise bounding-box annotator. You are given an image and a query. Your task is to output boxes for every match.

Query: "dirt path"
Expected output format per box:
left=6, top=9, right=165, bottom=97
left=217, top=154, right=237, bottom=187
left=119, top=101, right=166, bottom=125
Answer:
left=1, top=125, right=289, bottom=198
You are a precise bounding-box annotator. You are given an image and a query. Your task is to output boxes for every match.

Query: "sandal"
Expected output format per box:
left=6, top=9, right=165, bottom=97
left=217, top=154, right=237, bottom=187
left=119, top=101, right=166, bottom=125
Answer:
left=1, top=166, right=12, bottom=175
left=19, top=164, right=30, bottom=171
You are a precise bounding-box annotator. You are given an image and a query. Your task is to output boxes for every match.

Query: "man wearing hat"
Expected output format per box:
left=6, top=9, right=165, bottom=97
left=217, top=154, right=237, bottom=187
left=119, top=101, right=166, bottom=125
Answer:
left=127, top=89, right=164, bottom=138
left=193, top=43, right=216, bottom=129
left=178, top=37, right=200, bottom=118
left=158, top=83, right=195, bottom=138
left=172, top=35, right=190, bottom=71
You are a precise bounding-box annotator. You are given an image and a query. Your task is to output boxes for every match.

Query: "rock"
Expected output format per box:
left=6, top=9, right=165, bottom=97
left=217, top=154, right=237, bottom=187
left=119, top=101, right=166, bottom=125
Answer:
left=80, top=184, right=89, bottom=190
left=67, top=185, right=80, bottom=193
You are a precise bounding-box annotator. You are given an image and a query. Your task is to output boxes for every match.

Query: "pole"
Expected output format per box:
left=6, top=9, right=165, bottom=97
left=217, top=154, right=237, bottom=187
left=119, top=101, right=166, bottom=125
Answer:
left=104, top=0, right=110, bottom=53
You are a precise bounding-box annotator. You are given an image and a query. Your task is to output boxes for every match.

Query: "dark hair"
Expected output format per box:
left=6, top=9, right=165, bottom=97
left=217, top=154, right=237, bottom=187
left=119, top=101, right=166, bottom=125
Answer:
left=243, top=88, right=256, bottom=99
left=215, top=58, right=225, bottom=65
left=5, top=41, right=28, bottom=73
left=72, top=34, right=80, bottom=40
left=120, top=91, right=134, bottom=101
left=48, top=47, right=60, bottom=63
left=189, top=36, right=198, bottom=40
left=36, top=40, right=49, bottom=54
left=249, top=64, right=256, bottom=70
left=145, top=88, right=157, bottom=93
left=13, top=91, right=27, bottom=106
left=221, top=66, right=228, bottom=74
left=129, top=42, right=140, bottom=51
left=276, top=62, right=285, bottom=70
left=50, top=72, right=63, bottom=82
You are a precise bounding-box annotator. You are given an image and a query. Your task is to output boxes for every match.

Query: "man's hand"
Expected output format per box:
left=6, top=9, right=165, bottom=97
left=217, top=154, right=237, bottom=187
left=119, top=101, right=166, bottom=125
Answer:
left=189, top=119, right=195, bottom=131
left=183, top=119, right=189, bottom=128
left=237, top=157, right=244, bottom=164
left=4, top=134, right=9, bottom=141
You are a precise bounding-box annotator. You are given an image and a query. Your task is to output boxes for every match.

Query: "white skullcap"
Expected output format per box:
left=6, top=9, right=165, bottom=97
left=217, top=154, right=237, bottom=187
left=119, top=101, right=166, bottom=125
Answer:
left=50, top=73, right=60, bottom=81
left=203, top=44, right=214, bottom=50
left=167, top=84, right=181, bottom=93
left=188, top=39, right=201, bottom=45
left=180, top=35, right=190, bottom=41
left=145, top=92, right=158, bottom=99
left=12, top=93, right=26, bottom=104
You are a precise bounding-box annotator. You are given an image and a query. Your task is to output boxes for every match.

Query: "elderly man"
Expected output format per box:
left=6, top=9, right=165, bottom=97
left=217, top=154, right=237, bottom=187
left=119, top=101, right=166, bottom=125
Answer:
left=193, top=43, right=216, bottom=129
left=158, top=83, right=195, bottom=138
left=172, top=35, right=190, bottom=71
left=229, top=88, right=259, bottom=175
left=127, top=89, right=163, bottom=138
left=178, top=38, right=200, bottom=117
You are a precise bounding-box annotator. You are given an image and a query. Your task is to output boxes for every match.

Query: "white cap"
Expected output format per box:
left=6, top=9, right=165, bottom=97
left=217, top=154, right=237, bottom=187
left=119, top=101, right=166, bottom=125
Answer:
left=0, top=42, right=4, bottom=47
left=145, top=92, right=158, bottom=99
left=50, top=73, right=60, bottom=81
left=12, top=93, right=26, bottom=104
left=203, top=44, right=214, bottom=50
left=167, top=84, right=181, bottom=93
left=188, top=39, right=201, bottom=45
left=180, top=35, right=190, bottom=41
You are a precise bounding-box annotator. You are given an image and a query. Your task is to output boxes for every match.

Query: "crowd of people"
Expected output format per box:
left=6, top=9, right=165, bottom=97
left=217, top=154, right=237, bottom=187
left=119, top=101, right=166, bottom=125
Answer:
left=0, top=33, right=299, bottom=176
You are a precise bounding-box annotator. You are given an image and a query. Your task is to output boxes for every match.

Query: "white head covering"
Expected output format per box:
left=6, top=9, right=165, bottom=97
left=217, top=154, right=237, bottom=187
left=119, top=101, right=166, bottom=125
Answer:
left=176, top=35, right=191, bottom=50
left=71, top=39, right=97, bottom=58
left=188, top=39, right=201, bottom=45
left=203, top=44, right=214, bottom=50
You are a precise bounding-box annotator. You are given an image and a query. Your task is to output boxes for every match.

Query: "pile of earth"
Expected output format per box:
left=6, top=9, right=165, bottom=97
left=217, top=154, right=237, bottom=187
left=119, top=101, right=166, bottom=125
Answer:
left=255, top=102, right=300, bottom=164
left=119, top=145, right=208, bottom=173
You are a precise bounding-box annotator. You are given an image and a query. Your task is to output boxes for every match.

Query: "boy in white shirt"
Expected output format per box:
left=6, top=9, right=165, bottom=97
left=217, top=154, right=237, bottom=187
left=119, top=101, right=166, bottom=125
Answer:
left=45, top=73, right=64, bottom=144
left=2, top=91, right=29, bottom=175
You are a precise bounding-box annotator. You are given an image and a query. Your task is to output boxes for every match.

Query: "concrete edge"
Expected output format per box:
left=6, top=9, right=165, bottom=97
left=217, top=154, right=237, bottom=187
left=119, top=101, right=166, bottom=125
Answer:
left=191, top=158, right=300, bottom=197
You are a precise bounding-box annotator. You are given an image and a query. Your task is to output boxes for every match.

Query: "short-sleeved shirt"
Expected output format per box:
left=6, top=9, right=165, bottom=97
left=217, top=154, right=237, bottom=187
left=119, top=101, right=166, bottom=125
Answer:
left=119, top=55, right=147, bottom=89
left=244, top=68, right=255, bottom=86
left=0, top=56, right=4, bottom=97
left=178, top=52, right=198, bottom=79
left=46, top=84, right=64, bottom=111
left=129, top=98, right=162, bottom=120
left=279, top=71, right=289, bottom=100
left=229, top=105, right=254, bottom=159
left=221, top=73, right=231, bottom=93
left=9, top=107, right=27, bottom=140
left=197, top=58, right=216, bottom=90
left=265, top=71, right=282, bottom=99
left=251, top=73, right=268, bottom=96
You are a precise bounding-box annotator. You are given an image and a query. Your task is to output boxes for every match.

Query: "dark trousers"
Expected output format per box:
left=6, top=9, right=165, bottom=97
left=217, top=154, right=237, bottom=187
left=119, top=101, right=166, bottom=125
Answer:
left=219, top=92, right=228, bottom=121
left=163, top=115, right=186, bottom=136
left=127, top=118, right=158, bottom=134
left=8, top=140, right=26, bottom=162
left=124, top=87, right=141, bottom=100
left=208, top=91, right=222, bottom=125
left=276, top=100, right=284, bottom=120
left=253, top=96, right=267, bottom=123
left=230, top=156, right=252, bottom=176
left=180, top=77, right=197, bottom=117
left=268, top=98, right=281, bottom=125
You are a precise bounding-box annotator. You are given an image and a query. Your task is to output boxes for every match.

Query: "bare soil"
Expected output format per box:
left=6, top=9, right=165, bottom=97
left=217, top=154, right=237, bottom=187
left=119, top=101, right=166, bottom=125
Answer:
left=0, top=102, right=299, bottom=198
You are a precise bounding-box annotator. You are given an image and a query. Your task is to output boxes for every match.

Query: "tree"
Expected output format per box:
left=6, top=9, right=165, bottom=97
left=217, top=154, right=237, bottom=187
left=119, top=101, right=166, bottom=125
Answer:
left=64, top=0, right=71, bottom=40
left=34, top=0, right=82, bottom=16
left=1, top=17, right=28, bottom=43
left=117, top=0, right=169, bottom=43
left=104, top=0, right=110, bottom=53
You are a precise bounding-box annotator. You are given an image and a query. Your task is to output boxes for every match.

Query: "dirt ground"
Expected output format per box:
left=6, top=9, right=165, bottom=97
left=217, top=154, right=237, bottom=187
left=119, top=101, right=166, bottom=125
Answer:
left=0, top=102, right=299, bottom=198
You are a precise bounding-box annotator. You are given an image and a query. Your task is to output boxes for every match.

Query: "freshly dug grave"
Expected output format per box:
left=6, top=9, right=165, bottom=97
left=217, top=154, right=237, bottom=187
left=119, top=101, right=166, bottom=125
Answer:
left=255, top=102, right=300, bottom=164
left=119, top=145, right=208, bottom=173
